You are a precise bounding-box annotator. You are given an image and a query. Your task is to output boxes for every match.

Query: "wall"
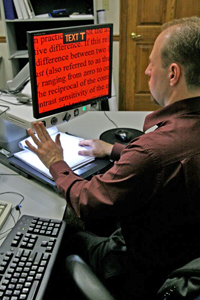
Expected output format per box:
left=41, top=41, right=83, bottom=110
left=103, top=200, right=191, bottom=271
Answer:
left=96, top=0, right=120, bottom=106
left=0, top=1, right=13, bottom=88
left=0, top=0, right=120, bottom=104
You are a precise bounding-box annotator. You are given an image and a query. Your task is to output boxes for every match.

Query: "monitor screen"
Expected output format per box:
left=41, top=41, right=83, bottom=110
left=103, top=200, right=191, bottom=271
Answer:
left=27, top=23, right=113, bottom=119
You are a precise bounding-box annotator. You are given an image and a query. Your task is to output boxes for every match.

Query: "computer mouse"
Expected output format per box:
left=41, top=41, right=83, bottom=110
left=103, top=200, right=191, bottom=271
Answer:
left=115, top=129, right=134, bottom=143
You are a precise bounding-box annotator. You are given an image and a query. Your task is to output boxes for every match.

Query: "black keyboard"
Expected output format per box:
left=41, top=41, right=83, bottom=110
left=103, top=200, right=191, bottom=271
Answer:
left=0, top=215, right=66, bottom=300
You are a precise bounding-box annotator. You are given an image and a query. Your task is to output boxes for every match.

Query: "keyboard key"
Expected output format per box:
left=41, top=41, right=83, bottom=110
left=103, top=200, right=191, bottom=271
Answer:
left=5, top=289, right=12, bottom=295
left=0, top=285, right=7, bottom=291
left=11, top=278, right=17, bottom=284
left=11, top=240, right=18, bottom=246
left=13, top=290, right=20, bottom=295
left=2, top=279, right=9, bottom=285
left=34, top=253, right=42, bottom=265
left=38, top=267, right=44, bottom=273
left=8, top=283, right=15, bottom=289
left=22, top=288, right=29, bottom=294
left=16, top=250, right=23, bottom=258
left=27, top=276, right=34, bottom=282
left=35, top=273, right=42, bottom=280
left=16, top=284, right=23, bottom=289
left=18, top=278, right=25, bottom=284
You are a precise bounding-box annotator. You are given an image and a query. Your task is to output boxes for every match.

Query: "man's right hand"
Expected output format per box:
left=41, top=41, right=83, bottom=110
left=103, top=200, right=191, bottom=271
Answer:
left=78, top=139, right=113, bottom=158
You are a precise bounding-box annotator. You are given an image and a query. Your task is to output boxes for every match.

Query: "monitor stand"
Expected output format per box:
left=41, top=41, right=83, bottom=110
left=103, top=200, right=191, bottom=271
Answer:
left=99, top=128, right=144, bottom=145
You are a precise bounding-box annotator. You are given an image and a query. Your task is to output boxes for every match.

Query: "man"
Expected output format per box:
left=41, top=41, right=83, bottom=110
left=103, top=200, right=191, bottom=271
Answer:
left=26, top=17, right=200, bottom=299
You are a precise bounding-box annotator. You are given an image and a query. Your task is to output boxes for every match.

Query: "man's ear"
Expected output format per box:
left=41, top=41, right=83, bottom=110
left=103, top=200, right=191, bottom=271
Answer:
left=169, top=63, right=181, bottom=86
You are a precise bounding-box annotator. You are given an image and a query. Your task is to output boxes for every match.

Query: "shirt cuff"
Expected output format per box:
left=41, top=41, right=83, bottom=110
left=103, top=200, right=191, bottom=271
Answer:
left=110, top=143, right=126, bottom=161
left=49, top=160, right=71, bottom=181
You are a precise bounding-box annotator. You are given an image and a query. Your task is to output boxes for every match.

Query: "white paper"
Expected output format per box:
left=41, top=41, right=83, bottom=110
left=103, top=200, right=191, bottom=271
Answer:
left=14, top=129, right=94, bottom=179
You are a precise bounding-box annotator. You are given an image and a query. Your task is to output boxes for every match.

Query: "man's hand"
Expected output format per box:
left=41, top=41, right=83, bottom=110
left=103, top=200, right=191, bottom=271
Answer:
left=78, top=139, right=113, bottom=158
left=25, top=122, right=64, bottom=169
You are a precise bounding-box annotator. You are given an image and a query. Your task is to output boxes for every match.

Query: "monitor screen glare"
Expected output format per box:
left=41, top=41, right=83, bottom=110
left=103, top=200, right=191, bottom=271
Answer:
left=27, top=24, right=113, bottom=119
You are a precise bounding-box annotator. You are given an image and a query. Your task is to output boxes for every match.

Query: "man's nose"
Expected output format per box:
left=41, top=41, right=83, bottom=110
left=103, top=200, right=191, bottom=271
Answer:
left=145, top=65, right=150, bottom=76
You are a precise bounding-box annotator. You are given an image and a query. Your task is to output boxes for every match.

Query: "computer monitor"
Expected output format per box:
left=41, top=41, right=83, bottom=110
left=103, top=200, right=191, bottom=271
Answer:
left=27, top=23, right=113, bottom=121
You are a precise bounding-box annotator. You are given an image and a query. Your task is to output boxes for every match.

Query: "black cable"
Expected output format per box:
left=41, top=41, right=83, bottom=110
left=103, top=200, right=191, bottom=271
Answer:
left=0, top=91, right=32, bottom=105
left=92, top=104, right=119, bottom=128
left=103, top=111, right=118, bottom=128
left=0, top=192, right=24, bottom=207
left=0, top=90, right=20, bottom=105
left=0, top=174, right=20, bottom=181
left=0, top=89, right=9, bottom=94
left=0, top=98, right=24, bottom=106
left=0, top=79, right=30, bottom=95
left=0, top=95, right=27, bottom=117
left=0, top=174, right=19, bottom=176
left=0, top=105, right=9, bottom=116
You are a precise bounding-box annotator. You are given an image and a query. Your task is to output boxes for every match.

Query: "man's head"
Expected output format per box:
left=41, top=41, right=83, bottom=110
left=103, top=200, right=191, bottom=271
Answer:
left=145, top=16, right=200, bottom=106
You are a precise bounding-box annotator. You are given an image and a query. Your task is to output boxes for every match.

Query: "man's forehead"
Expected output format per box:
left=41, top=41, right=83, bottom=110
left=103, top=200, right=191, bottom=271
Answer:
left=150, top=40, right=161, bottom=61
left=150, top=29, right=171, bottom=60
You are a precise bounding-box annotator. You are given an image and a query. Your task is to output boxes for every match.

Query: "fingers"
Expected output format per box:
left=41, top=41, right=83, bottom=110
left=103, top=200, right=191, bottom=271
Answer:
left=78, top=140, right=93, bottom=147
left=25, top=139, right=37, bottom=153
left=78, top=140, right=94, bottom=156
left=26, top=122, right=51, bottom=145
left=78, top=149, right=93, bottom=156
left=26, top=127, right=40, bottom=146
left=55, top=133, right=62, bottom=147
left=32, top=122, right=50, bottom=142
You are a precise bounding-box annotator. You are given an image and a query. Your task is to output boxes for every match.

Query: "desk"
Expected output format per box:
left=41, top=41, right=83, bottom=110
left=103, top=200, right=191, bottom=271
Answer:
left=57, top=111, right=150, bottom=139
left=0, top=163, right=65, bottom=245
left=0, top=111, right=151, bottom=245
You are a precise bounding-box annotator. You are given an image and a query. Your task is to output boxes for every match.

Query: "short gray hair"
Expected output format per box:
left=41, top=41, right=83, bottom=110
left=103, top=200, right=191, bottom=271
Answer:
left=161, top=17, right=200, bottom=90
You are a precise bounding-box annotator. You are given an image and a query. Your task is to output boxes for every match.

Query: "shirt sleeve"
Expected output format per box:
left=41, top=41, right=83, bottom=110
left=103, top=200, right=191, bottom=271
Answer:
left=49, top=141, right=157, bottom=222
left=110, top=142, right=126, bottom=161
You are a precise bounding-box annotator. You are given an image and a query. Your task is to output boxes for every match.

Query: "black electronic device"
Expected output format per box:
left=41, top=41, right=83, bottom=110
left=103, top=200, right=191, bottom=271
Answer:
left=0, top=215, right=66, bottom=300
left=50, top=8, right=70, bottom=17
left=115, top=129, right=137, bottom=143
left=100, top=128, right=144, bottom=145
left=27, top=23, right=113, bottom=119
left=5, top=154, right=113, bottom=192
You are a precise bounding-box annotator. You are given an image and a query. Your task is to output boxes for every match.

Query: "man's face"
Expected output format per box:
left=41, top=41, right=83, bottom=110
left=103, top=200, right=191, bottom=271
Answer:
left=145, top=31, right=170, bottom=107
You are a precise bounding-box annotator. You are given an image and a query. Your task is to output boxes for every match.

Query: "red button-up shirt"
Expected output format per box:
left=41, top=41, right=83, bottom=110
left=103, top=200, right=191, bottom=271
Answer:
left=50, top=97, right=200, bottom=297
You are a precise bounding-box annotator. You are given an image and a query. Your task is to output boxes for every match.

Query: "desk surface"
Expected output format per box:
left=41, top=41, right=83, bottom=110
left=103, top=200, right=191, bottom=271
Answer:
left=57, top=110, right=150, bottom=139
left=0, top=111, right=151, bottom=245
left=0, top=163, right=65, bottom=245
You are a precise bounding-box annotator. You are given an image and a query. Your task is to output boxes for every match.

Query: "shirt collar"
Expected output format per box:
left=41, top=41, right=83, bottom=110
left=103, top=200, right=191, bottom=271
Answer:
left=143, top=97, right=200, bottom=132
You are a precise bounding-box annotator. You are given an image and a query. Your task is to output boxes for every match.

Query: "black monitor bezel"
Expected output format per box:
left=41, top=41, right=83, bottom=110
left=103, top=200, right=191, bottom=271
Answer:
left=27, top=23, right=113, bottom=119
